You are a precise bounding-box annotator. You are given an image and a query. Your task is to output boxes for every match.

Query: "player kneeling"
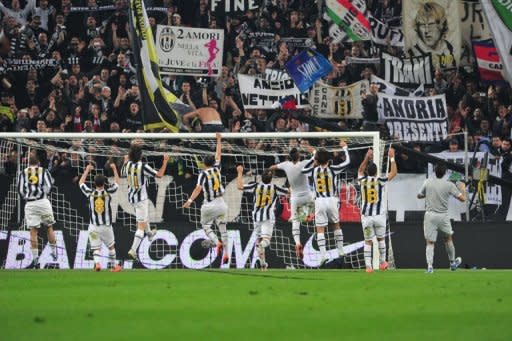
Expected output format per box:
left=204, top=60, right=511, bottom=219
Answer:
left=79, top=163, right=122, bottom=272
left=237, top=165, right=288, bottom=270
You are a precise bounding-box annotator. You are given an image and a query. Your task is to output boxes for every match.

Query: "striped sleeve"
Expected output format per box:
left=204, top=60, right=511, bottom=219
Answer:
left=143, top=163, right=158, bottom=177
left=17, top=172, right=26, bottom=197
left=106, top=183, right=119, bottom=193
left=79, top=183, right=92, bottom=197
left=197, top=172, right=206, bottom=187
left=44, top=169, right=54, bottom=186
left=358, top=175, right=367, bottom=182
left=331, top=148, right=350, bottom=175
left=120, top=161, right=129, bottom=177
left=301, top=158, right=315, bottom=175
left=275, top=185, right=288, bottom=196
left=243, top=182, right=257, bottom=193
left=379, top=177, right=388, bottom=183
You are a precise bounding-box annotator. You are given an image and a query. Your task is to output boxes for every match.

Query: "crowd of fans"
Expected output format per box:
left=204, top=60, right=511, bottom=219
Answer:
left=0, top=0, right=510, bottom=179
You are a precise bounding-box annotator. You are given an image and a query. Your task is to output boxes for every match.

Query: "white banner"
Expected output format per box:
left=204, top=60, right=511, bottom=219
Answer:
left=377, top=93, right=448, bottom=142
left=309, top=81, right=368, bottom=119
left=369, top=15, right=404, bottom=47
left=459, top=0, right=491, bottom=67
left=371, top=75, right=425, bottom=97
left=403, top=0, right=462, bottom=69
left=237, top=74, right=309, bottom=109
left=156, top=25, right=224, bottom=77
left=381, top=52, right=433, bottom=87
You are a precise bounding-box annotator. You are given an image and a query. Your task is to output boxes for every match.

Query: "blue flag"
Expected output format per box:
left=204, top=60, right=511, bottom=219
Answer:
left=285, top=49, right=333, bottom=93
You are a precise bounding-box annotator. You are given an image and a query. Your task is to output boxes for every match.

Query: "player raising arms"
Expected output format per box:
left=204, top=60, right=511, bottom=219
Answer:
left=79, top=163, right=122, bottom=272
left=269, top=146, right=315, bottom=259
left=122, top=144, right=170, bottom=261
left=417, top=163, right=465, bottom=273
left=183, top=133, right=229, bottom=264
left=302, top=140, right=350, bottom=266
left=237, top=165, right=288, bottom=270
left=357, top=148, right=397, bottom=273
left=18, top=153, right=57, bottom=268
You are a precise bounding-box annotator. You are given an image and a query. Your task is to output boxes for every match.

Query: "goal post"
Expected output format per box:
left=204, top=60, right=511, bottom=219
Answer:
left=0, top=131, right=391, bottom=270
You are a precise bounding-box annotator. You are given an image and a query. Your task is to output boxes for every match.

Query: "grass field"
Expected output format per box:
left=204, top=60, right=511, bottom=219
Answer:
left=1, top=269, right=511, bottom=341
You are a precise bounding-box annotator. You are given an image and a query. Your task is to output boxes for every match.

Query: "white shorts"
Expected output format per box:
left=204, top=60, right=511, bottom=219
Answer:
left=25, top=198, right=55, bottom=228
left=133, top=200, right=149, bottom=223
left=254, top=220, right=274, bottom=239
left=201, top=197, right=228, bottom=227
left=88, top=224, right=115, bottom=249
left=423, top=211, right=453, bottom=242
left=290, top=192, right=315, bottom=221
left=361, top=214, right=387, bottom=240
left=314, top=197, right=340, bottom=227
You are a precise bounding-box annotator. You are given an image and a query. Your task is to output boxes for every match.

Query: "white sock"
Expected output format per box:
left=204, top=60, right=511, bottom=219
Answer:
left=292, top=221, right=301, bottom=245
left=334, top=229, right=344, bottom=255
left=93, top=250, right=101, bottom=264
left=426, top=244, right=434, bottom=268
left=203, top=225, right=219, bottom=244
left=364, top=243, right=372, bottom=268
left=108, top=249, right=116, bottom=266
left=378, top=239, right=386, bottom=263
left=445, top=241, right=455, bottom=263
left=130, top=229, right=144, bottom=252
left=31, top=248, right=39, bottom=261
left=218, top=222, right=228, bottom=249
left=258, top=239, right=270, bottom=263
left=317, top=232, right=327, bottom=257
left=49, top=242, right=57, bottom=255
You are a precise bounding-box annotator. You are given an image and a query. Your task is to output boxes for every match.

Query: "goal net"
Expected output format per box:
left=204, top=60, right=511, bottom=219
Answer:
left=0, top=132, right=393, bottom=270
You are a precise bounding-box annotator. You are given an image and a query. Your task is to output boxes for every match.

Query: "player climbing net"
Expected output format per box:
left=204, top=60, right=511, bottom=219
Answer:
left=0, top=132, right=393, bottom=270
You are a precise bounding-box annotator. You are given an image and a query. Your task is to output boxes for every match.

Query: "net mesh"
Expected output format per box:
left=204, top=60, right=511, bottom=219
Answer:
left=0, top=132, right=393, bottom=270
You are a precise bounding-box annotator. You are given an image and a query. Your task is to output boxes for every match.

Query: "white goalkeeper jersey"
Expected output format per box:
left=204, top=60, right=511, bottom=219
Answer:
left=276, top=158, right=313, bottom=197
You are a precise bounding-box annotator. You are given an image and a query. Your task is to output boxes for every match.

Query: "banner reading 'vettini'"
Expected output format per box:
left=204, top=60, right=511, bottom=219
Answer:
left=285, top=49, right=332, bottom=93
left=129, top=0, right=192, bottom=132
left=237, top=74, right=308, bottom=109
left=156, top=26, right=224, bottom=77
left=309, top=80, right=368, bottom=119
left=377, top=93, right=448, bottom=142
left=381, top=52, right=434, bottom=87
left=325, top=0, right=371, bottom=43
left=473, top=39, right=508, bottom=85
left=482, top=0, right=512, bottom=85
left=403, top=0, right=461, bottom=69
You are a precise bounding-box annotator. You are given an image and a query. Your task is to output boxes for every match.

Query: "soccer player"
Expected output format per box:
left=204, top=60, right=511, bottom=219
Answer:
left=17, top=153, right=57, bottom=268
left=79, top=163, right=122, bottom=272
left=417, top=163, right=465, bottom=273
left=183, top=133, right=229, bottom=263
left=302, top=140, right=350, bottom=266
left=269, top=146, right=316, bottom=259
left=237, top=165, right=288, bottom=270
left=357, top=148, right=397, bottom=273
left=122, top=144, right=170, bottom=261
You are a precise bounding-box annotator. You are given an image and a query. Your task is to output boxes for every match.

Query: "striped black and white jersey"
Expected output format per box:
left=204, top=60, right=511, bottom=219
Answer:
left=121, top=161, right=158, bottom=204
left=358, top=176, right=388, bottom=216
left=80, top=183, right=119, bottom=225
left=302, top=151, right=350, bottom=198
left=197, top=161, right=224, bottom=203
left=243, top=182, right=288, bottom=222
left=17, top=166, right=54, bottom=201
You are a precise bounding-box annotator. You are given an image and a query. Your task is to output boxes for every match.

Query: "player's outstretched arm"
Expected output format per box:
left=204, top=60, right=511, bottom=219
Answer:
left=215, top=132, right=222, bottom=162
left=79, top=164, right=94, bottom=185
left=456, top=182, right=466, bottom=202
left=358, top=148, right=372, bottom=177
left=156, top=154, right=170, bottom=178
left=183, top=185, right=202, bottom=208
left=236, top=165, right=244, bottom=190
left=110, top=162, right=120, bottom=185
left=387, top=147, right=397, bottom=181
left=417, top=180, right=426, bottom=199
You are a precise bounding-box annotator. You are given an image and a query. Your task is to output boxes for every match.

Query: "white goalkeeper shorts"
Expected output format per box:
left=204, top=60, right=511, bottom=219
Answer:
left=133, top=199, right=150, bottom=223
left=88, top=224, right=115, bottom=250
left=201, top=197, right=228, bottom=227
left=361, top=214, right=387, bottom=240
left=254, top=220, right=275, bottom=239
left=314, top=197, right=340, bottom=227
left=290, top=192, right=315, bottom=221
left=25, top=198, right=56, bottom=228
left=423, top=211, right=453, bottom=242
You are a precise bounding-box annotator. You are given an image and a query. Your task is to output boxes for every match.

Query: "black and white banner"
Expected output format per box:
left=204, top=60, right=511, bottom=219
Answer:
left=459, top=0, right=491, bottom=67
left=309, top=80, right=368, bottom=119
left=211, top=0, right=260, bottom=13
left=70, top=5, right=115, bottom=12
left=381, top=52, right=434, bottom=87
left=369, top=15, right=404, bottom=47
left=377, top=93, right=448, bottom=142
left=2, top=58, right=59, bottom=72
left=371, top=75, right=425, bottom=97
left=156, top=26, right=224, bottom=77
left=346, top=57, right=380, bottom=64
left=238, top=74, right=308, bottom=109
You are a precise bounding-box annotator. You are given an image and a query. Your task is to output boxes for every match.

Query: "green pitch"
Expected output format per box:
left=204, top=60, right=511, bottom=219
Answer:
left=1, top=270, right=511, bottom=341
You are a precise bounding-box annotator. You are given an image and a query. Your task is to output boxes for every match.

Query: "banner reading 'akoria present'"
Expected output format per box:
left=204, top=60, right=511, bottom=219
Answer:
left=156, top=25, right=224, bottom=77
left=377, top=93, right=448, bottom=142
left=309, top=80, right=368, bottom=119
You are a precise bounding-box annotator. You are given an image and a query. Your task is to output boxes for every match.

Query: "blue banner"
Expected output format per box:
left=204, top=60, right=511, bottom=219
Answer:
left=285, top=49, right=333, bottom=93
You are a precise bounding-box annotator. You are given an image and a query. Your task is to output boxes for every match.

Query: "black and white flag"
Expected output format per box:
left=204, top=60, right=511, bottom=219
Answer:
left=371, top=75, right=425, bottom=97
left=381, top=52, right=434, bottom=87
left=377, top=93, right=448, bottom=142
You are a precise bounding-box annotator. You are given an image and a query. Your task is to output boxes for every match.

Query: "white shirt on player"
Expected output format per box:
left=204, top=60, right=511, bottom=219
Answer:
left=276, top=158, right=313, bottom=197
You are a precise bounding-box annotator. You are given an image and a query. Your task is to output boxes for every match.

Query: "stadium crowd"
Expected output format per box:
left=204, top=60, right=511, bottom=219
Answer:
left=0, top=0, right=510, bottom=175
